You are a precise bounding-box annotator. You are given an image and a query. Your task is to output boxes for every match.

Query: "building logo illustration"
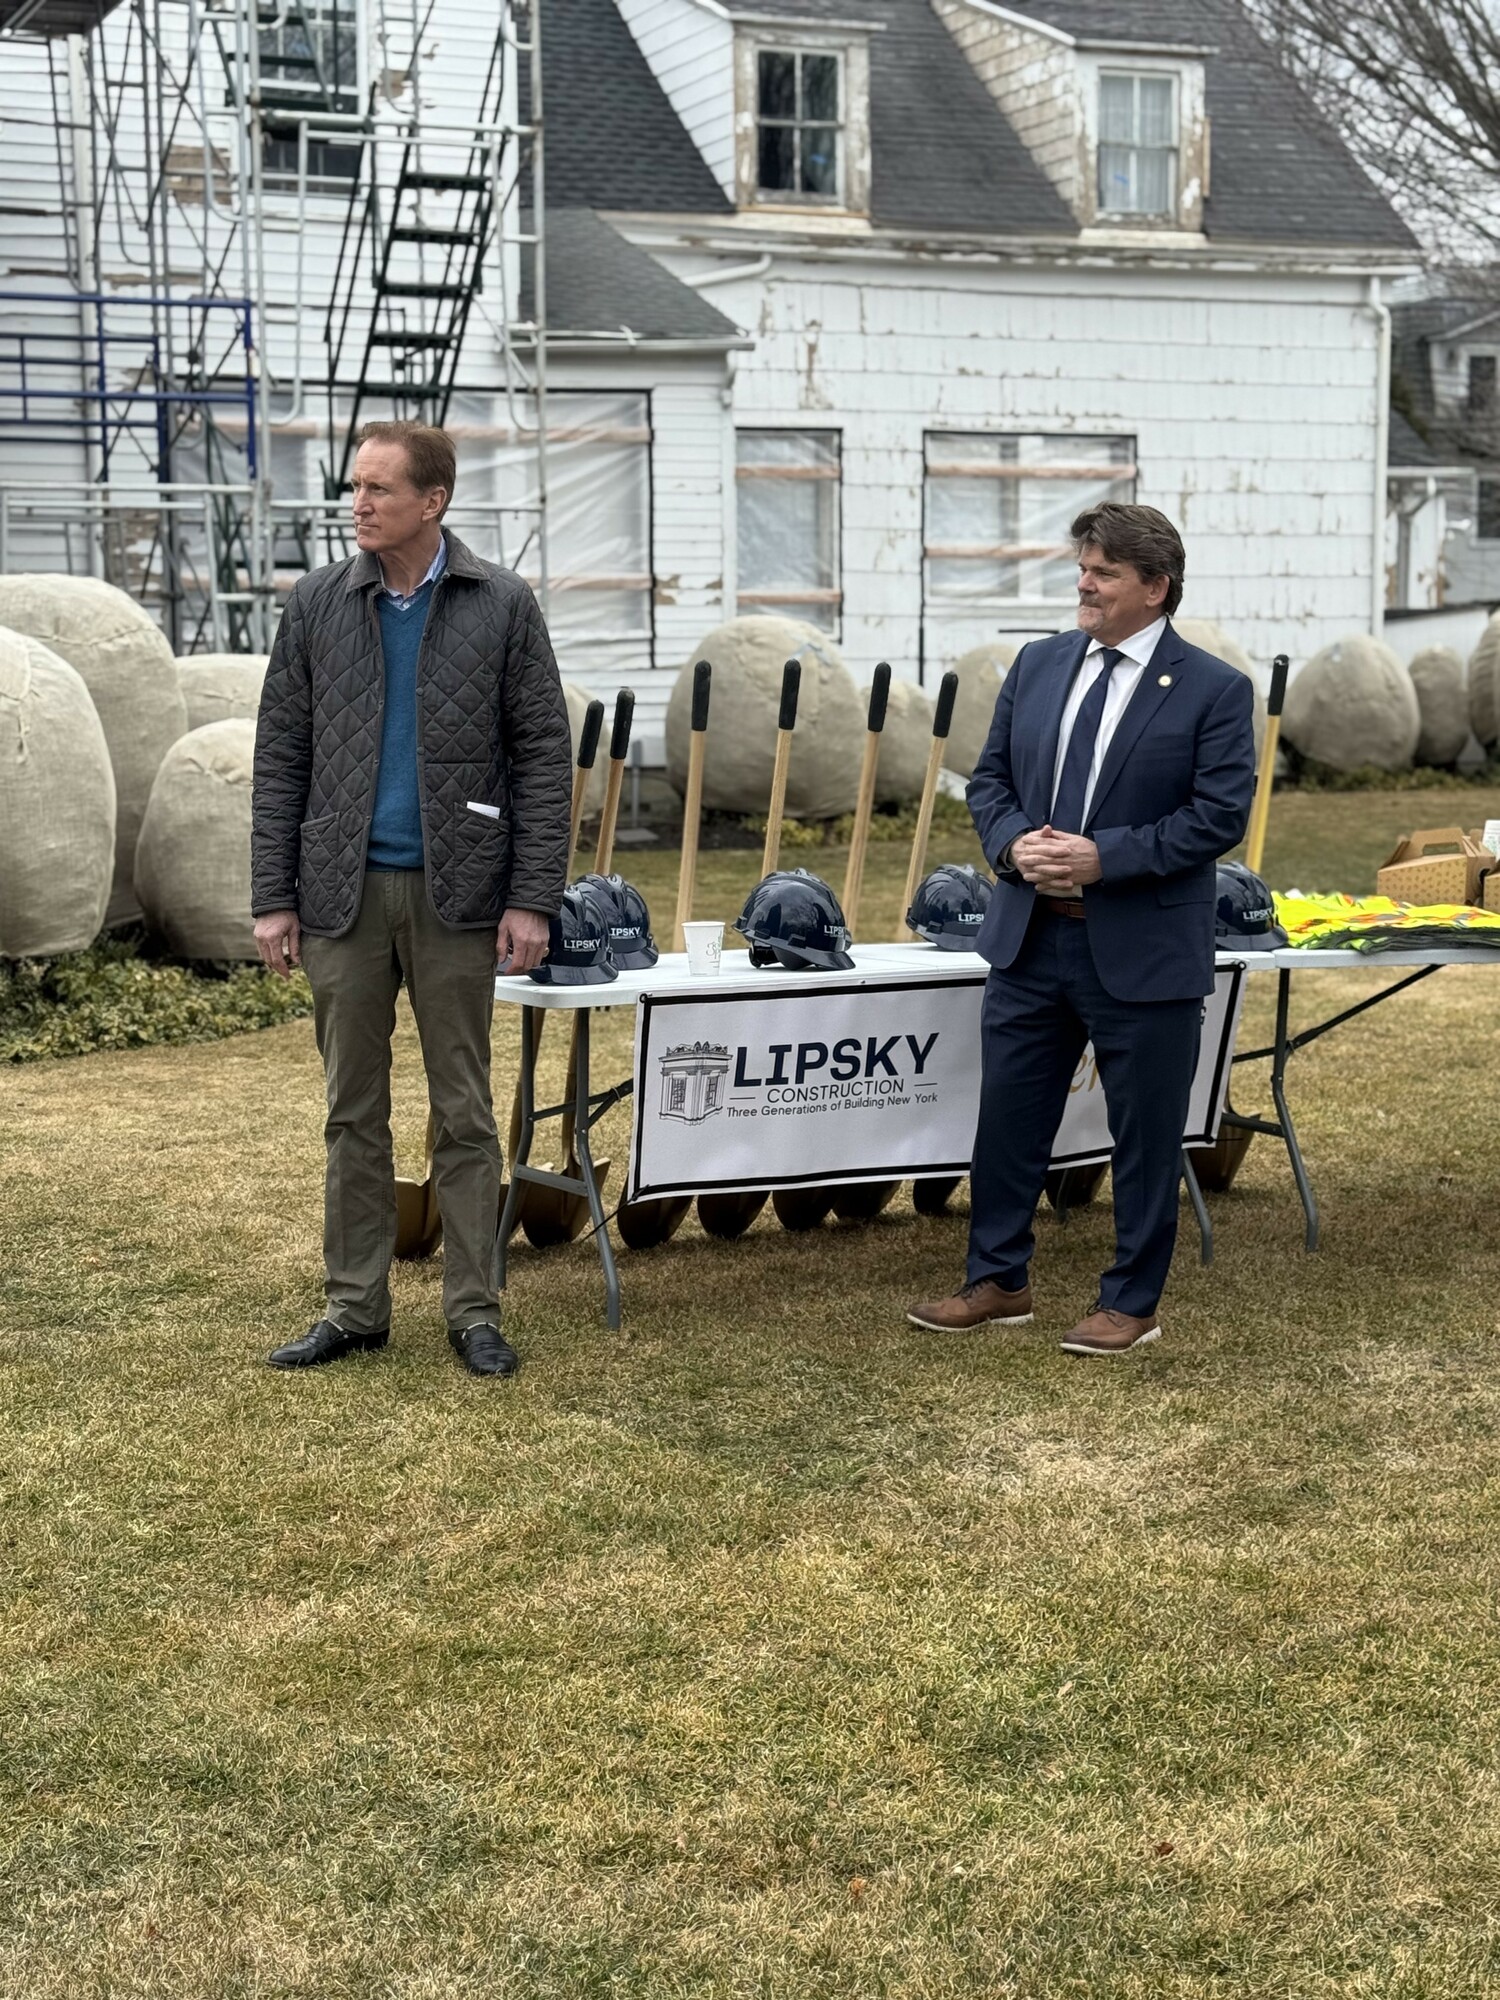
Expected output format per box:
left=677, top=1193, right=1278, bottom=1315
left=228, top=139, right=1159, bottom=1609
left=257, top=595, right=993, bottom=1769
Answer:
left=658, top=1041, right=730, bottom=1124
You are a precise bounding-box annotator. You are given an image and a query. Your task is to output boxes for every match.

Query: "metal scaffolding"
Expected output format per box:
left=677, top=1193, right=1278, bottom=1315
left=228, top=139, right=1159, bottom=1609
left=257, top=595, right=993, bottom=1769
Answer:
left=0, top=0, right=548, bottom=652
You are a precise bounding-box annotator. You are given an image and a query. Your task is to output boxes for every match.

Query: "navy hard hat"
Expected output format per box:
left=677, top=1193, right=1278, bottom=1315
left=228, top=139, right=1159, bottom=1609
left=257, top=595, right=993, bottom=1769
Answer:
left=1215, top=860, right=1286, bottom=950
left=906, top=862, right=992, bottom=949
left=735, top=868, right=854, bottom=972
left=573, top=871, right=658, bottom=970
left=528, top=884, right=619, bottom=985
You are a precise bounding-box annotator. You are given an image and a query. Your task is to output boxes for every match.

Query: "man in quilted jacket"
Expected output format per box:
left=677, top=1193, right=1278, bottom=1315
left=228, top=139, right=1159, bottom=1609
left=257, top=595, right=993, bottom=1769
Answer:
left=250, top=420, right=572, bottom=1379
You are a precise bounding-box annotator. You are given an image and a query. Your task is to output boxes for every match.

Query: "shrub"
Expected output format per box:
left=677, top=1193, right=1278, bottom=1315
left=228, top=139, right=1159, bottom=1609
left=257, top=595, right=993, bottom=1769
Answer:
left=0, top=930, right=313, bottom=1063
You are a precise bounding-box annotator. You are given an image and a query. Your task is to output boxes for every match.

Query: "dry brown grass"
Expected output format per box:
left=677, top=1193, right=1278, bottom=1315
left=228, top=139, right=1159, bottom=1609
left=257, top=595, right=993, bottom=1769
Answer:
left=2, top=812, right=1500, bottom=1995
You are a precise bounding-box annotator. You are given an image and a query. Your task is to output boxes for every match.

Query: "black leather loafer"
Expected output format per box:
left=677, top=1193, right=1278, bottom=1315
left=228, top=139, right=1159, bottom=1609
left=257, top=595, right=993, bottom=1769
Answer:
left=267, top=1319, right=389, bottom=1370
left=449, top=1323, right=519, bottom=1377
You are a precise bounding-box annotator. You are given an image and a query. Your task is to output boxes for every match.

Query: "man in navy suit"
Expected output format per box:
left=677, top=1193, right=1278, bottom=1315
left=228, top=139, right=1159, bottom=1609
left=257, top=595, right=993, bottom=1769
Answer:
left=909, top=504, right=1255, bottom=1356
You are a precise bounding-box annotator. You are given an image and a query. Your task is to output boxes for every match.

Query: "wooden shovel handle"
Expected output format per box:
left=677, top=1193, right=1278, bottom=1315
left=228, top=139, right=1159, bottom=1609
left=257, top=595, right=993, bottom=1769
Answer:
left=673, top=660, right=711, bottom=951
left=899, top=670, right=958, bottom=933
left=1244, top=654, right=1288, bottom=878
left=842, top=663, right=890, bottom=939
left=761, top=659, right=801, bottom=879
left=593, top=688, right=635, bottom=876
left=567, top=698, right=605, bottom=878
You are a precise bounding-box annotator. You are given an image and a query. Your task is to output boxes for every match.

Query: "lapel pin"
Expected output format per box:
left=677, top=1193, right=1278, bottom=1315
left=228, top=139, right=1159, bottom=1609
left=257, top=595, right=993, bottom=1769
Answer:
left=1158, top=674, right=1173, bottom=687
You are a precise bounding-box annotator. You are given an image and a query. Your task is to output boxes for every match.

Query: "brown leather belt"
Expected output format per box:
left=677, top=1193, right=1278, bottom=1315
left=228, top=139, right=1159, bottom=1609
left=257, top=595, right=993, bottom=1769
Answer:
left=1038, top=896, right=1087, bottom=921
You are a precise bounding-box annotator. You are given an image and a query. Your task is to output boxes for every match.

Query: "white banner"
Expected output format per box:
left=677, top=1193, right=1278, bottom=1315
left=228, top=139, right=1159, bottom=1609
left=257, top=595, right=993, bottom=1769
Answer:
left=627, top=967, right=1245, bottom=1201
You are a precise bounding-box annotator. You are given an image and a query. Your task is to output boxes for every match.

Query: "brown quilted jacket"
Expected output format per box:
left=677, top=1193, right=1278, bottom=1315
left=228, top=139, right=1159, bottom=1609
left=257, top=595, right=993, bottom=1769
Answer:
left=251, top=532, right=571, bottom=935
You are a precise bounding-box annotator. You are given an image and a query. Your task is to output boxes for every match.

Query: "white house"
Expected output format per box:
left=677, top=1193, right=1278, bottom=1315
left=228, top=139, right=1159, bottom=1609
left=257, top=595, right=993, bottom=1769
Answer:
left=0, top=0, right=1416, bottom=760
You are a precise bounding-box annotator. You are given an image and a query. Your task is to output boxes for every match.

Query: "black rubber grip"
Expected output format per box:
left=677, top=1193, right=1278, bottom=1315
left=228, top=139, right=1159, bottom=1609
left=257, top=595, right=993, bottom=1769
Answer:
left=578, top=699, right=604, bottom=770
left=933, top=670, right=959, bottom=739
left=691, top=659, right=712, bottom=731
left=1268, top=654, right=1290, bottom=717
left=610, top=688, right=636, bottom=761
left=867, top=662, right=891, bottom=734
left=778, top=659, right=801, bottom=732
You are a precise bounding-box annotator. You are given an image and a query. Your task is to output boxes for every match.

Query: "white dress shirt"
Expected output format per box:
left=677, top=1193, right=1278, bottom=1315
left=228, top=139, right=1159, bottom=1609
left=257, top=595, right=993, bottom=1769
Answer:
left=1049, top=615, right=1167, bottom=826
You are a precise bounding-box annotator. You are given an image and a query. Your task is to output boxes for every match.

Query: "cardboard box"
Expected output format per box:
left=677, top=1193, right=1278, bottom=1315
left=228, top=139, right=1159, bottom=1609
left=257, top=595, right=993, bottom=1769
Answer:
left=1376, top=827, right=1490, bottom=906
left=1467, top=830, right=1500, bottom=911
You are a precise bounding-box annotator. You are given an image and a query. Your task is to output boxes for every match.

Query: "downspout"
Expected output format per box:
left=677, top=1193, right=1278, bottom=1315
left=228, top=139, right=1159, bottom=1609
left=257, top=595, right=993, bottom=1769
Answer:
left=1367, top=273, right=1391, bottom=637
left=686, top=254, right=772, bottom=290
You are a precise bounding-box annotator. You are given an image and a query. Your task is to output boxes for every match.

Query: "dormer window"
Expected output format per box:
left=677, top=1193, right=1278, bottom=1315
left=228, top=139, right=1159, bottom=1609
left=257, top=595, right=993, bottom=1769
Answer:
left=734, top=25, right=872, bottom=215
left=1468, top=355, right=1497, bottom=417
left=1098, top=71, right=1177, bottom=219
left=757, top=50, right=841, bottom=201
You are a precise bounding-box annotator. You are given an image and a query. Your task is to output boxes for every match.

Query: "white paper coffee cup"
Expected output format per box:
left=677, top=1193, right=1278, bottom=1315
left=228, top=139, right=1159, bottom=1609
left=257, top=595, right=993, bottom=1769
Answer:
left=683, top=921, right=723, bottom=975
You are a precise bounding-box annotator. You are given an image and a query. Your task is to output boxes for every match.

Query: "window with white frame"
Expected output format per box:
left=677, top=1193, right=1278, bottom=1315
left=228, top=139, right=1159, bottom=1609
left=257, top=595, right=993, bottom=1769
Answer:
left=924, top=433, right=1137, bottom=607
left=756, top=49, right=842, bottom=201
left=1098, top=72, right=1177, bottom=219
left=737, top=430, right=841, bottom=633
left=1479, top=475, right=1500, bottom=541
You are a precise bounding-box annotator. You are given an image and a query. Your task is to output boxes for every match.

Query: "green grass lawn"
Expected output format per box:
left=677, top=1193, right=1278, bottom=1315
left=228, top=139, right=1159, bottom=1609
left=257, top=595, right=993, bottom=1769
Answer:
left=2, top=799, right=1500, bottom=1995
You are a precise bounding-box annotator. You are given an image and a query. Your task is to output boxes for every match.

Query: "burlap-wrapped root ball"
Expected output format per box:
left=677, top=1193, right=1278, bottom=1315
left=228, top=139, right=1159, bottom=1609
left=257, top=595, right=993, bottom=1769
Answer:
left=0, top=626, right=116, bottom=959
left=1282, top=635, right=1419, bottom=773
left=944, top=642, right=1019, bottom=781
left=562, top=680, right=607, bottom=819
left=665, top=618, right=864, bottom=818
left=0, top=574, right=186, bottom=924
left=1468, top=611, right=1500, bottom=751
left=135, top=721, right=257, bottom=961
left=1407, top=645, right=1469, bottom=767
left=1173, top=619, right=1267, bottom=754
left=875, top=678, right=934, bottom=804
left=176, top=653, right=268, bottom=731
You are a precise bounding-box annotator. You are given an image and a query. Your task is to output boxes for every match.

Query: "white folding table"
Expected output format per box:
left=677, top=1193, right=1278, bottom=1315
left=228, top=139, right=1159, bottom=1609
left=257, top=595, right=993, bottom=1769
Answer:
left=1222, top=944, right=1497, bottom=1250
left=493, top=944, right=1207, bottom=1328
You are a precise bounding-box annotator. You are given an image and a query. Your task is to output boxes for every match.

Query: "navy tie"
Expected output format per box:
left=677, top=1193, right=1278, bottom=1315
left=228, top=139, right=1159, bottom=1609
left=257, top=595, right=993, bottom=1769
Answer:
left=1051, top=647, right=1124, bottom=834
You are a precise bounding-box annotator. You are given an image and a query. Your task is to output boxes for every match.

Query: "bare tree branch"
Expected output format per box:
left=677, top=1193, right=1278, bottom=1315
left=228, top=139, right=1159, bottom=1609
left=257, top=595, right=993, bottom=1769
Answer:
left=1244, top=0, right=1500, bottom=262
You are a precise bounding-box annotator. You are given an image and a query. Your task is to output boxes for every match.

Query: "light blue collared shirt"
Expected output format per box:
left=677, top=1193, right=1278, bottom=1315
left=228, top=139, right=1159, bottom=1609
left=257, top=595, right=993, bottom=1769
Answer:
left=379, top=535, right=446, bottom=610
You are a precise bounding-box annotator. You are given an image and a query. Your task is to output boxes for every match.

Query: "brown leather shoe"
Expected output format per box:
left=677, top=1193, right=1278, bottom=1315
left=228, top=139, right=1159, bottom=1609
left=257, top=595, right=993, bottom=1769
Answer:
left=907, top=1277, right=1033, bottom=1332
left=1059, top=1307, right=1161, bottom=1356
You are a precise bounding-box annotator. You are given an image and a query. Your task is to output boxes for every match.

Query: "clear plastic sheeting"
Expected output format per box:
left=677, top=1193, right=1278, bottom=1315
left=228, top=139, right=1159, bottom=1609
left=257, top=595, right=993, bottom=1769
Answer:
left=924, top=432, right=1135, bottom=606
left=250, top=390, right=654, bottom=670
left=736, top=429, right=841, bottom=634
left=448, top=391, right=652, bottom=650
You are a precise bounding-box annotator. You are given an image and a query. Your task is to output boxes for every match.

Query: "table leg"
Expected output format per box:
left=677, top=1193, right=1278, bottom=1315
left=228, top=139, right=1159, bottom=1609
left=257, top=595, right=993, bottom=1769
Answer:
left=493, top=1003, right=537, bottom=1297
left=1270, top=968, right=1320, bottom=1252
left=571, top=1008, right=622, bottom=1331
left=1180, top=1149, right=1212, bottom=1265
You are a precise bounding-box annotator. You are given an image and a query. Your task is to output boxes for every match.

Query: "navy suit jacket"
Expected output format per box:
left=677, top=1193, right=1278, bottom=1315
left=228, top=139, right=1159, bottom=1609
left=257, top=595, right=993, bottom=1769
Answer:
left=966, top=622, right=1256, bottom=1002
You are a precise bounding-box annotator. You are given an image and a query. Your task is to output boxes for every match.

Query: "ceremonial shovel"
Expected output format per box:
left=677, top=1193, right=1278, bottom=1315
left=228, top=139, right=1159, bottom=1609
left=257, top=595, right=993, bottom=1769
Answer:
left=614, top=660, right=713, bottom=1250
left=518, top=690, right=633, bottom=1248
left=901, top=670, right=968, bottom=1219
left=773, top=663, right=893, bottom=1233
left=397, top=704, right=607, bottom=1260
left=697, top=657, right=801, bottom=1241
left=494, top=696, right=604, bottom=1244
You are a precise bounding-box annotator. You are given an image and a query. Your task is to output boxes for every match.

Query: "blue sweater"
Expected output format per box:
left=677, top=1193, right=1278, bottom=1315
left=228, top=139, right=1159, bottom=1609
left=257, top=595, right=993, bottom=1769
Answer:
left=367, top=581, right=434, bottom=869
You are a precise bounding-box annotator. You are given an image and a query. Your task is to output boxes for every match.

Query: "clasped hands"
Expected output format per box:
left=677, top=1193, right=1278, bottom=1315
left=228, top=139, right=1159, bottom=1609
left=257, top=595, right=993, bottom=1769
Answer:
left=1009, top=825, right=1102, bottom=897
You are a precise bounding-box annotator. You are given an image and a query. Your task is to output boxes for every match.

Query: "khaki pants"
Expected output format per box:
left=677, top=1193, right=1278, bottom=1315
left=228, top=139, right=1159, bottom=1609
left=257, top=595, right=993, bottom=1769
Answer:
left=301, top=869, right=500, bottom=1333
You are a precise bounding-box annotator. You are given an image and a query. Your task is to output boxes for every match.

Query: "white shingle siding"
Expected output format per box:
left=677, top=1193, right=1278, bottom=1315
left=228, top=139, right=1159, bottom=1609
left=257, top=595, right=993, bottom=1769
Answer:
left=647, top=252, right=1382, bottom=689
left=930, top=0, right=1078, bottom=207
left=616, top=0, right=736, bottom=200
